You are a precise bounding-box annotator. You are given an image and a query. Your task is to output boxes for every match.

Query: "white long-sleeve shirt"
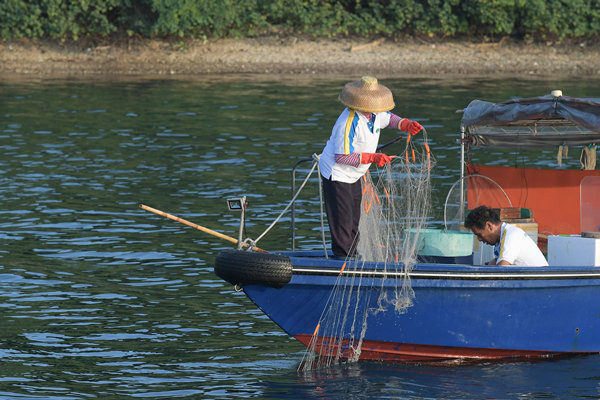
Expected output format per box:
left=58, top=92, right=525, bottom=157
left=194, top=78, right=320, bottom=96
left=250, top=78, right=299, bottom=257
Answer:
left=319, top=108, right=394, bottom=183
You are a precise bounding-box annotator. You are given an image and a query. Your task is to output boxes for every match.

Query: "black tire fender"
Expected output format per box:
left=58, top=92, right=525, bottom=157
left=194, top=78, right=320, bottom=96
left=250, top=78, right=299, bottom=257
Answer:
left=214, top=250, right=292, bottom=288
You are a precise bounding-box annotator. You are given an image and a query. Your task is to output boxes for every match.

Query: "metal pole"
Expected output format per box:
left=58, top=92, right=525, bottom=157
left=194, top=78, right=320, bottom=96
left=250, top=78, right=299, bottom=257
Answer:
left=460, top=125, right=466, bottom=223
left=313, top=155, right=328, bottom=259
left=237, top=196, right=246, bottom=250
left=291, top=157, right=322, bottom=251
left=291, top=167, right=297, bottom=251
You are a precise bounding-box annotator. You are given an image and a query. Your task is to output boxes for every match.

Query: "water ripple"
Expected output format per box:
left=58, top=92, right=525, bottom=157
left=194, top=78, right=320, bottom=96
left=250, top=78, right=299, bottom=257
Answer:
left=0, top=78, right=598, bottom=399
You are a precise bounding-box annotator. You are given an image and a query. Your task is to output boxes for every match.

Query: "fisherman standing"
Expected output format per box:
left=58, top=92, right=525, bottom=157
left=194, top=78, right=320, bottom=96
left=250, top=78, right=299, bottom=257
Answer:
left=318, top=76, right=423, bottom=258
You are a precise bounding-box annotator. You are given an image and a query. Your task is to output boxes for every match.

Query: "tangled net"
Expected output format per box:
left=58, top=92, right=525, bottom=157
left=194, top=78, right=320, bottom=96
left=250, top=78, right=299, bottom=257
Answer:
left=300, top=134, right=435, bottom=371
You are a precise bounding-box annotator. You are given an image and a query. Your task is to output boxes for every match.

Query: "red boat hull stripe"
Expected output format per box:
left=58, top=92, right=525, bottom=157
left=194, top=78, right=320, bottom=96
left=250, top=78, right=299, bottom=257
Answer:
left=294, top=334, right=590, bottom=361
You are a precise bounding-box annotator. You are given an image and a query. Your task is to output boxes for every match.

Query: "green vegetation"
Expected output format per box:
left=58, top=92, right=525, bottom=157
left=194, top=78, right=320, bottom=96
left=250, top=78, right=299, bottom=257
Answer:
left=1, top=0, right=598, bottom=41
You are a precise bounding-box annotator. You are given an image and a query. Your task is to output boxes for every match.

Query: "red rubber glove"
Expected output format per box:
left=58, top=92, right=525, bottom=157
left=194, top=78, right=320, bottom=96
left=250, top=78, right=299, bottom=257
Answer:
left=360, top=152, right=393, bottom=167
left=399, top=118, right=423, bottom=136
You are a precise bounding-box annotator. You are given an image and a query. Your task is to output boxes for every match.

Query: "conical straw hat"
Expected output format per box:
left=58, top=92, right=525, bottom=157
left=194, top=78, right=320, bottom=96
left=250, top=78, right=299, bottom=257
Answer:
left=338, top=76, right=395, bottom=113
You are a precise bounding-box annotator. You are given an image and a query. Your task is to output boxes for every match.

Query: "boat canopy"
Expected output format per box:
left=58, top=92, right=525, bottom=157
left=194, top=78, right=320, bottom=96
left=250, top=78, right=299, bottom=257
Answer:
left=461, top=94, right=600, bottom=147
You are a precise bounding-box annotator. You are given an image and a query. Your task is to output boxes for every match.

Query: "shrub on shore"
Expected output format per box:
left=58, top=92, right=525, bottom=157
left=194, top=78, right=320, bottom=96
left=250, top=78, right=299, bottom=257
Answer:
left=1, top=0, right=598, bottom=42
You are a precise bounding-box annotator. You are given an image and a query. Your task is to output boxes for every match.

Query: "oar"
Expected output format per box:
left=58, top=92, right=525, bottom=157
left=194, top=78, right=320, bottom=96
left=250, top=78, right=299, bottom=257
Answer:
left=139, top=204, right=266, bottom=252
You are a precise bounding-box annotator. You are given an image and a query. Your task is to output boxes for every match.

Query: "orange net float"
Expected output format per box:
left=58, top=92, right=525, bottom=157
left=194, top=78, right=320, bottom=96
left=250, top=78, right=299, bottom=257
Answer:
left=424, top=142, right=431, bottom=169
left=312, top=323, right=320, bottom=337
left=363, top=182, right=372, bottom=199
left=365, top=182, right=380, bottom=205
left=364, top=198, right=372, bottom=214
left=364, top=182, right=378, bottom=204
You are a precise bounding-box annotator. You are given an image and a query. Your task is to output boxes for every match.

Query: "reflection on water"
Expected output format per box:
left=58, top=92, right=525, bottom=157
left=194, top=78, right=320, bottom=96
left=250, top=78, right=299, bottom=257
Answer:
left=281, top=357, right=600, bottom=399
left=1, top=77, right=599, bottom=398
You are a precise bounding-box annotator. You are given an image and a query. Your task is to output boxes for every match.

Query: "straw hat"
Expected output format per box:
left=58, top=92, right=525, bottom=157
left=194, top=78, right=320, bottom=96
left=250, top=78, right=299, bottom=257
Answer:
left=338, top=76, right=395, bottom=113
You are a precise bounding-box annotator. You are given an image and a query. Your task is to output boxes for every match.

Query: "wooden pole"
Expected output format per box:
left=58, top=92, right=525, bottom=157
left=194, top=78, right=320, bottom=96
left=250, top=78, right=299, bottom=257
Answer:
left=139, top=204, right=266, bottom=252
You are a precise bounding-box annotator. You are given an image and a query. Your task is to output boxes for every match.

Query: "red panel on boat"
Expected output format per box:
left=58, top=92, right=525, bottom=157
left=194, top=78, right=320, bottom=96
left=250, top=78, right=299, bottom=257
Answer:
left=467, top=164, right=600, bottom=235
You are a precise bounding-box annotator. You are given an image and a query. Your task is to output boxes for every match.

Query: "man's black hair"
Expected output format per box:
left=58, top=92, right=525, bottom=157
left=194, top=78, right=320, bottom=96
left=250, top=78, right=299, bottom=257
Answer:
left=464, top=206, right=501, bottom=230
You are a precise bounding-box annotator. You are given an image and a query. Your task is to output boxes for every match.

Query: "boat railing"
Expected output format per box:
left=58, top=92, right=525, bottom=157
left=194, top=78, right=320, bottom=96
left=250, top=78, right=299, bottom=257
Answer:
left=291, top=157, right=317, bottom=252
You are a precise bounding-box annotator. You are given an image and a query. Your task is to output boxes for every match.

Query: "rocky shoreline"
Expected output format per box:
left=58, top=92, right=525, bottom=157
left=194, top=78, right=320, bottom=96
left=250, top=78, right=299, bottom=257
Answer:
left=1, top=37, right=599, bottom=79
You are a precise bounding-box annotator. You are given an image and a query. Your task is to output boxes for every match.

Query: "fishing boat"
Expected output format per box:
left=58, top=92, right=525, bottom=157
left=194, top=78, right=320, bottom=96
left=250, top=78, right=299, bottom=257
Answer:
left=211, top=91, right=600, bottom=362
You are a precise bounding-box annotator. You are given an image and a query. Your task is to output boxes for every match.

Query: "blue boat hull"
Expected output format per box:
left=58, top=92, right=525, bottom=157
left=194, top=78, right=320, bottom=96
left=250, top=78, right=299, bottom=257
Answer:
left=240, top=252, right=600, bottom=361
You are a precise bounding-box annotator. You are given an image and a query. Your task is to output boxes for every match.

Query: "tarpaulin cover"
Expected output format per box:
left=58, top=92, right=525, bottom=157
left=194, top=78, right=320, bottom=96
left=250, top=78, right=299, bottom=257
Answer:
left=462, top=95, right=600, bottom=147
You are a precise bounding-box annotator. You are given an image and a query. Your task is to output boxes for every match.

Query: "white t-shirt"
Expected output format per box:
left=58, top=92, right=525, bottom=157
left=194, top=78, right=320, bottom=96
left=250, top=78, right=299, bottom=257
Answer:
left=494, top=222, right=549, bottom=267
left=319, top=108, right=392, bottom=183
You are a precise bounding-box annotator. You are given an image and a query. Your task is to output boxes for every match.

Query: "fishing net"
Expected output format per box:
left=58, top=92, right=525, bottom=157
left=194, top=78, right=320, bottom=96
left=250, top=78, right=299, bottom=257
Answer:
left=300, top=135, right=435, bottom=370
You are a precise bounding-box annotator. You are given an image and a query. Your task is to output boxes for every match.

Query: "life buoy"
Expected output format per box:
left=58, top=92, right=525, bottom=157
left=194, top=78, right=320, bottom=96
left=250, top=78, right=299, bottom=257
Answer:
left=214, top=250, right=292, bottom=288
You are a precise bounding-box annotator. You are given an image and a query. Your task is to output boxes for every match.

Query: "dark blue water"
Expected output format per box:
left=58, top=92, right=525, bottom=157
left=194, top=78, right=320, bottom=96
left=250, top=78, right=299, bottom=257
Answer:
left=1, top=76, right=599, bottom=398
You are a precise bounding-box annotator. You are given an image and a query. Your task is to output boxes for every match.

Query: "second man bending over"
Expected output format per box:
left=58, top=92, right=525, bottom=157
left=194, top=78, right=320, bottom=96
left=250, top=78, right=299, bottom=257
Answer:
left=465, top=206, right=548, bottom=267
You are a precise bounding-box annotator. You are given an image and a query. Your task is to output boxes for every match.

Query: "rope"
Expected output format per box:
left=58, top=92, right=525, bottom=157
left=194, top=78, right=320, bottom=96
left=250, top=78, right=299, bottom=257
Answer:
left=254, top=156, right=319, bottom=245
left=240, top=237, right=258, bottom=251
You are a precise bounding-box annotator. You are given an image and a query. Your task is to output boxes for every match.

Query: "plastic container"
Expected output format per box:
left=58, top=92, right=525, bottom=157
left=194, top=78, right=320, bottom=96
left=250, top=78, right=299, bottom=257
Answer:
left=417, top=229, right=474, bottom=257
left=548, top=235, right=600, bottom=266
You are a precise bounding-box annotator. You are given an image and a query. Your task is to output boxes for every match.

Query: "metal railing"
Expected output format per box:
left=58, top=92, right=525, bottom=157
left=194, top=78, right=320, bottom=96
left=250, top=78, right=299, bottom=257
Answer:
left=291, top=157, right=315, bottom=251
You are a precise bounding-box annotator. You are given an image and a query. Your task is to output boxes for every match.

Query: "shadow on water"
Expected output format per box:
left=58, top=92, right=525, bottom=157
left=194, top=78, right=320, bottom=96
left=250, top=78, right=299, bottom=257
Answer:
left=1, top=76, right=600, bottom=398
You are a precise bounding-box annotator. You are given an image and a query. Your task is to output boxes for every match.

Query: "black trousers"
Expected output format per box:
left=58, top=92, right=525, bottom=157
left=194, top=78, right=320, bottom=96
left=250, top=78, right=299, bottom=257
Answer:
left=321, top=175, right=362, bottom=258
